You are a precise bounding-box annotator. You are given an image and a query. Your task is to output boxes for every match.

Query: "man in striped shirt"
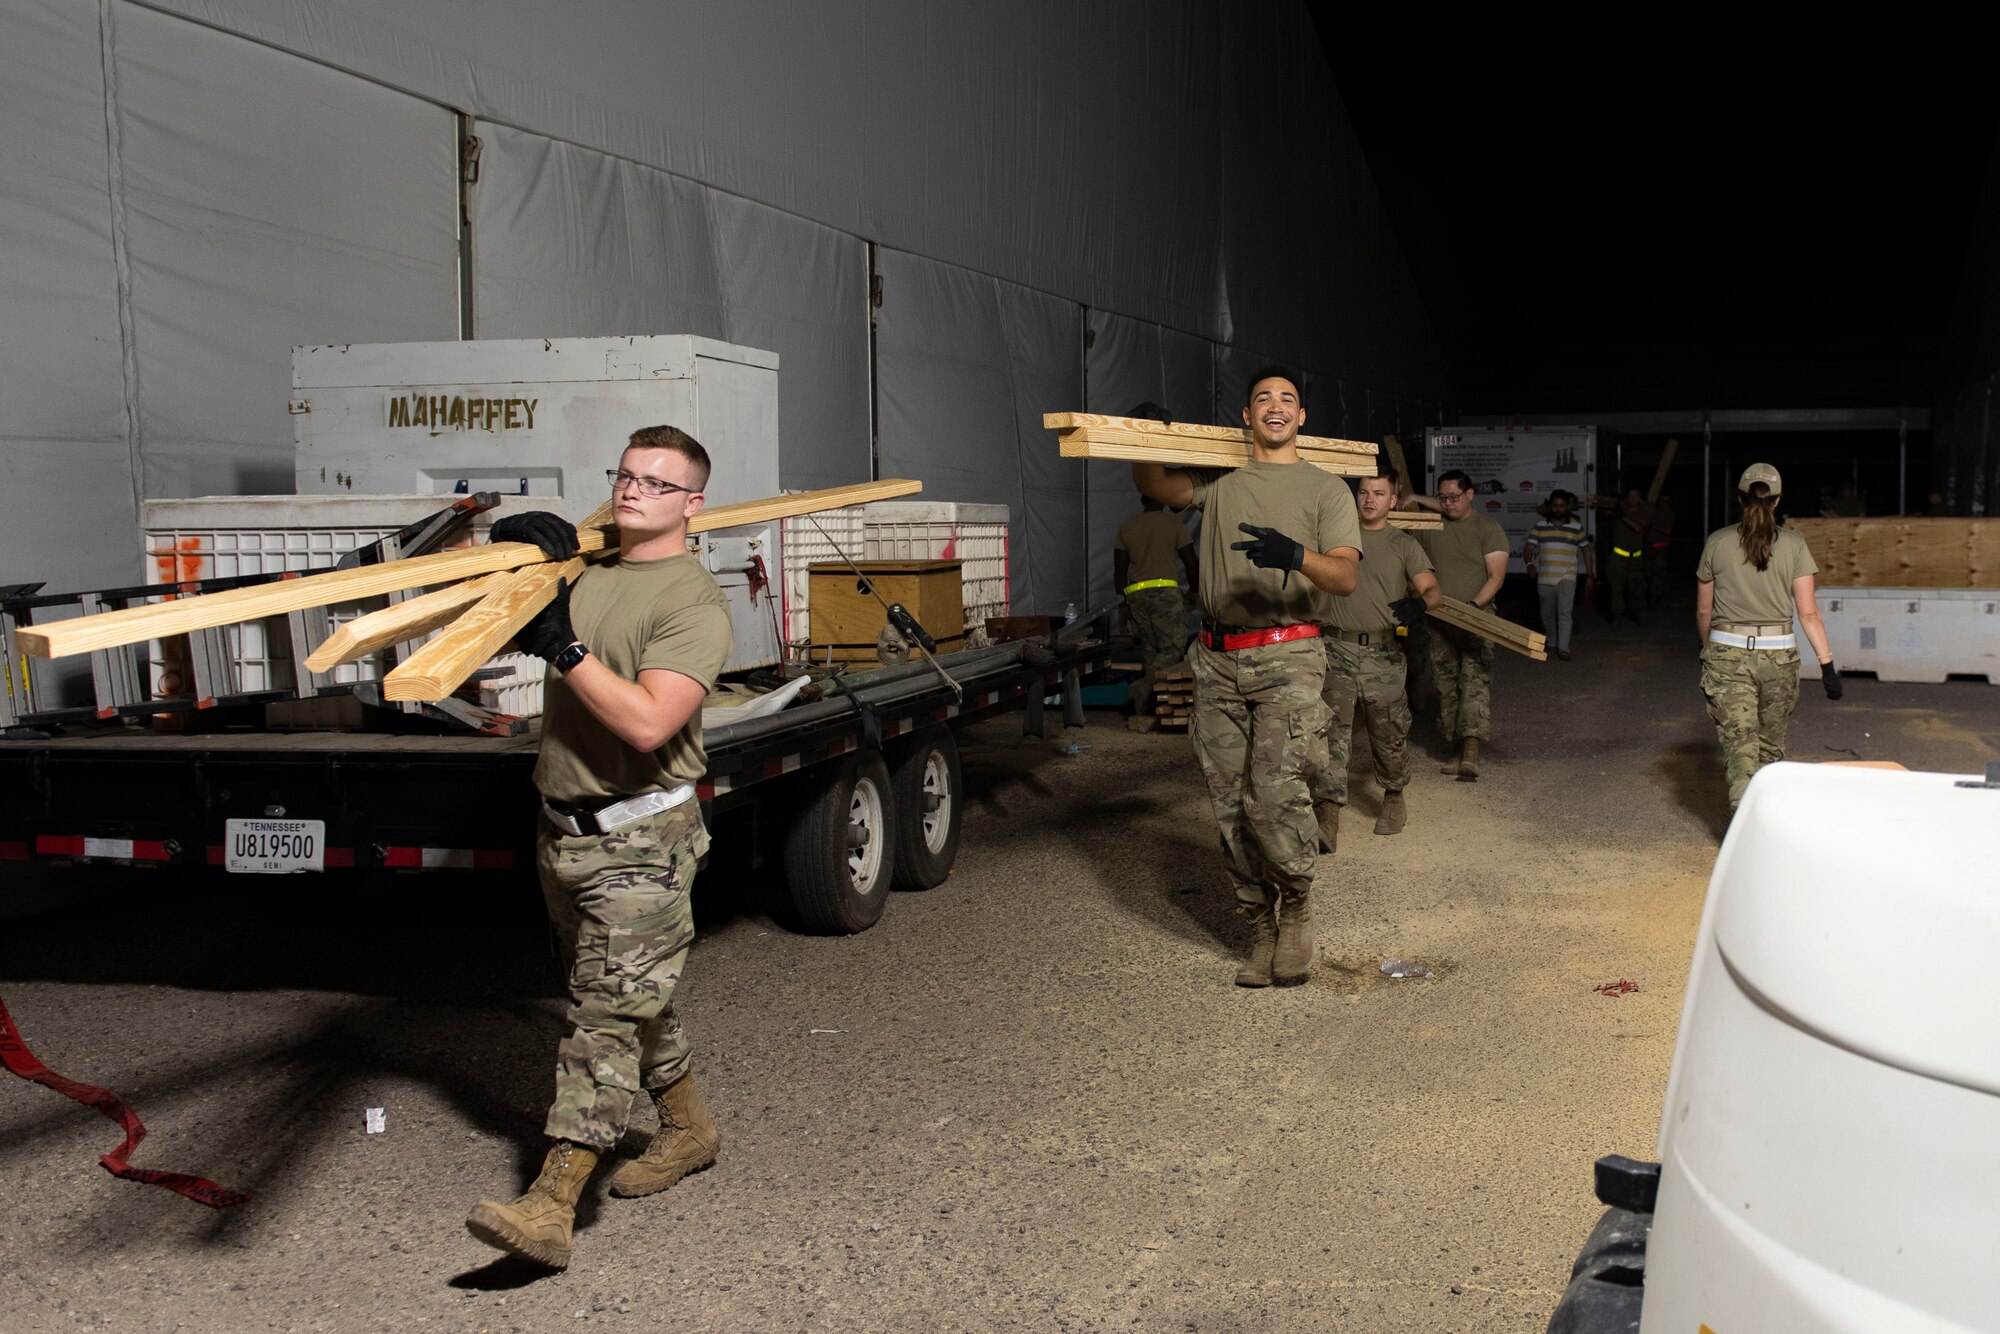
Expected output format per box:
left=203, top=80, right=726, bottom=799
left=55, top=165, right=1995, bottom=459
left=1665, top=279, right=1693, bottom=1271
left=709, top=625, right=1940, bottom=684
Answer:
left=1524, top=490, right=1593, bottom=660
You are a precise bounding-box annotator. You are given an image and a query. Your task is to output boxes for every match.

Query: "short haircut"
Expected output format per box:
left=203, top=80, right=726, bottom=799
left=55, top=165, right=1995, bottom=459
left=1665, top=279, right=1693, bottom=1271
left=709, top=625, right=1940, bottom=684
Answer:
left=626, top=424, right=712, bottom=491
left=1129, top=400, right=1171, bottom=423
left=1358, top=471, right=1395, bottom=491
left=1437, top=469, right=1473, bottom=493
left=1244, top=364, right=1306, bottom=407
left=1549, top=489, right=1574, bottom=505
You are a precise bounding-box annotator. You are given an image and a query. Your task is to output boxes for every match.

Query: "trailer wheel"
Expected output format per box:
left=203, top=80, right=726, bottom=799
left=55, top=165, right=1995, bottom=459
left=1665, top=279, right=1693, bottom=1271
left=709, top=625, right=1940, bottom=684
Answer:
left=780, top=750, right=895, bottom=933
left=889, top=726, right=961, bottom=890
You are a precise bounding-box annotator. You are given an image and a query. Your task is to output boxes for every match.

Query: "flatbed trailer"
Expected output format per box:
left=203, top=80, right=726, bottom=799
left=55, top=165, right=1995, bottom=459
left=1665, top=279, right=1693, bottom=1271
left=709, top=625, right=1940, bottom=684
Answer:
left=0, top=634, right=1111, bottom=934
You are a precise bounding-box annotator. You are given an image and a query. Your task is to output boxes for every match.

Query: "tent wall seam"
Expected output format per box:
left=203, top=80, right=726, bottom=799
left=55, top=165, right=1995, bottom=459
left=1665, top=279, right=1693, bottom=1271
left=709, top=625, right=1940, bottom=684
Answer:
left=97, top=0, right=145, bottom=524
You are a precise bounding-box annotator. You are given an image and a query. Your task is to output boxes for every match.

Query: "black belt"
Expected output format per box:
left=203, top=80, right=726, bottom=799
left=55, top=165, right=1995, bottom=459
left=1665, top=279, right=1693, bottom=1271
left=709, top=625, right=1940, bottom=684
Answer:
left=1325, top=626, right=1397, bottom=646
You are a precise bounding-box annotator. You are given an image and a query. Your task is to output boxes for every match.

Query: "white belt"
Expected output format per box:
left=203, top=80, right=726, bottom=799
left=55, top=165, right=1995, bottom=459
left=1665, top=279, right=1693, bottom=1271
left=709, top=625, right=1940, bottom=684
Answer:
left=543, top=783, right=696, bottom=836
left=1708, top=630, right=1795, bottom=650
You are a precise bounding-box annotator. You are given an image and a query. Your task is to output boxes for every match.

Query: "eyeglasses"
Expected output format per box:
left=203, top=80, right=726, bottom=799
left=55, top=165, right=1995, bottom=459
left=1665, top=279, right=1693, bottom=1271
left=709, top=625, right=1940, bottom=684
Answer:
left=606, top=470, right=697, bottom=499
left=1438, top=490, right=1468, bottom=502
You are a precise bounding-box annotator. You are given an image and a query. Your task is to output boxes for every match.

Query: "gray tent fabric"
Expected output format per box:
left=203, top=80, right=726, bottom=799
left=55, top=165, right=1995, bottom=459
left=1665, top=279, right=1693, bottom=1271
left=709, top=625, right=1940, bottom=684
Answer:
left=111, top=2, right=458, bottom=506
left=708, top=195, right=871, bottom=491
left=875, top=250, right=1089, bottom=614
left=2, top=0, right=1455, bottom=636
left=471, top=125, right=871, bottom=491
left=0, top=0, right=135, bottom=592
left=472, top=125, right=730, bottom=345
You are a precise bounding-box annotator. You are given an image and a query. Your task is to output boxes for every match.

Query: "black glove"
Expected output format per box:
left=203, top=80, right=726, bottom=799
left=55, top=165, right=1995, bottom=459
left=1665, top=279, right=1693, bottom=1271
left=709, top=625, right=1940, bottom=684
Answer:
left=1389, top=596, right=1427, bottom=628
left=1231, top=523, right=1306, bottom=583
left=1821, top=660, right=1844, bottom=701
left=516, top=578, right=578, bottom=662
left=490, top=510, right=578, bottom=563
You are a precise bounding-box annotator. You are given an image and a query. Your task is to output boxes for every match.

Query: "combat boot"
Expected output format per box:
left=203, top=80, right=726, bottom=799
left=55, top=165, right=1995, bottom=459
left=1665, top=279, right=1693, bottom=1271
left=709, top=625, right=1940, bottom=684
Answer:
left=1374, top=789, right=1407, bottom=835
left=466, top=1139, right=600, bottom=1269
left=1314, top=800, right=1341, bottom=854
left=608, top=1071, right=720, bottom=1198
left=1234, top=901, right=1278, bottom=988
left=1272, top=893, right=1314, bottom=987
left=1456, top=738, right=1481, bottom=780
left=1439, top=742, right=1462, bottom=777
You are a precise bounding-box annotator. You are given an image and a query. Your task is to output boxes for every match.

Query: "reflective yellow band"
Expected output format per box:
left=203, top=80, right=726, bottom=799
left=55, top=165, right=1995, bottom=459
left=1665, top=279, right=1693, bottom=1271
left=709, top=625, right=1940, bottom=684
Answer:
left=1123, top=579, right=1179, bottom=594
left=1612, top=546, right=1640, bottom=557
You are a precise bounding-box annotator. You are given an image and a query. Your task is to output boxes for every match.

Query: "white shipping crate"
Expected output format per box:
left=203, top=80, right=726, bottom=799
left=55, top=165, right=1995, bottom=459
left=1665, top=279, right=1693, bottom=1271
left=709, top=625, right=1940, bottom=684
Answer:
left=1800, top=587, right=2000, bottom=684
left=141, top=495, right=537, bottom=696
left=859, top=501, right=1011, bottom=644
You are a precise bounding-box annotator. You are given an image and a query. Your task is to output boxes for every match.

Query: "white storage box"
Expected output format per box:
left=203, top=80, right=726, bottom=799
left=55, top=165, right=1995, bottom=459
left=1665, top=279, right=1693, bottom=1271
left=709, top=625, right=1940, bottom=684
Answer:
left=140, top=494, right=537, bottom=702
left=859, top=501, right=1011, bottom=644
left=1800, top=587, right=1999, bottom=685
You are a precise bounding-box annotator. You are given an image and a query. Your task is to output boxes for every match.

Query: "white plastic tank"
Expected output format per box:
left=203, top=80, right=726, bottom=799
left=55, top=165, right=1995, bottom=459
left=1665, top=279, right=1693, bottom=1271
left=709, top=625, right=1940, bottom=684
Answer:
left=1642, top=761, right=2000, bottom=1332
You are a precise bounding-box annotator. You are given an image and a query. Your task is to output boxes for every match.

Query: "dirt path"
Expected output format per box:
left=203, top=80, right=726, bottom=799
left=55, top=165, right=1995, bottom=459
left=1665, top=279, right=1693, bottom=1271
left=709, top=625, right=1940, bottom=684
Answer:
left=3, top=611, right=1993, bottom=1332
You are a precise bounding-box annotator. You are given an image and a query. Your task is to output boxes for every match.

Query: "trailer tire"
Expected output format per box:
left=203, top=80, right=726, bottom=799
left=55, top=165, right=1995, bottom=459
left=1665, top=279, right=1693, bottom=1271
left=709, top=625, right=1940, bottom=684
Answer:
left=780, top=750, right=895, bottom=934
left=888, top=726, right=961, bottom=890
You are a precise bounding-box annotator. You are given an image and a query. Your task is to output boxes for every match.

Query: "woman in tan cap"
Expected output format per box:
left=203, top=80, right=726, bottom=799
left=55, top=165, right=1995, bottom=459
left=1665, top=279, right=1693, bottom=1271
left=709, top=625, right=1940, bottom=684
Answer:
left=1693, top=463, right=1842, bottom=812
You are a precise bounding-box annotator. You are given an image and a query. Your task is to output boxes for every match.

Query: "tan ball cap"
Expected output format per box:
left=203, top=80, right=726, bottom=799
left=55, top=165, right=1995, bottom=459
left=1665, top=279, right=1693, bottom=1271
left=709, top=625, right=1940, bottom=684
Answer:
left=1737, top=462, right=1782, bottom=496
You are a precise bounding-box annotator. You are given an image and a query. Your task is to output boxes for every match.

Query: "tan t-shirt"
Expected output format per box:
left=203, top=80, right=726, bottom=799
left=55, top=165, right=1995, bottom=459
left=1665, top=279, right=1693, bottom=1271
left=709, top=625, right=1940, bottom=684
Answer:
left=1115, top=510, right=1194, bottom=586
left=1185, top=459, right=1362, bottom=627
left=1324, top=525, right=1433, bottom=632
left=1696, top=525, right=1819, bottom=626
left=534, top=552, right=733, bottom=804
left=1417, top=513, right=1509, bottom=603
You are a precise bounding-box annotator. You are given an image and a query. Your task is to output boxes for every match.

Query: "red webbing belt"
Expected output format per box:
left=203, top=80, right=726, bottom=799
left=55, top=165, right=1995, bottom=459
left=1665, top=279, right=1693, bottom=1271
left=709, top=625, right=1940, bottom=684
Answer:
left=1198, top=622, right=1322, bottom=652
left=0, top=993, right=250, bottom=1208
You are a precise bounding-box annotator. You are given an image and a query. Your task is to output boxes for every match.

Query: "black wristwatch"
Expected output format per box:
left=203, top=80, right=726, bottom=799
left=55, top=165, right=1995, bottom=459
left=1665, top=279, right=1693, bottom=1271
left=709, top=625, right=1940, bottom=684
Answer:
left=552, top=641, right=589, bottom=675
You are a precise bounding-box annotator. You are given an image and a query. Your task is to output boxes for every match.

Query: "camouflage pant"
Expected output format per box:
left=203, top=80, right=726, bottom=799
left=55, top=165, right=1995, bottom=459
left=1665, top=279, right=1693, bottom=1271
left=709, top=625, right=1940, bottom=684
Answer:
left=538, top=801, right=706, bottom=1151
left=1311, top=635, right=1410, bottom=806
left=1189, top=638, right=1327, bottom=907
left=1607, top=551, right=1647, bottom=617
left=1428, top=622, right=1494, bottom=742
left=1645, top=550, right=1672, bottom=606
left=1127, top=585, right=1187, bottom=714
left=1699, top=642, right=1800, bottom=810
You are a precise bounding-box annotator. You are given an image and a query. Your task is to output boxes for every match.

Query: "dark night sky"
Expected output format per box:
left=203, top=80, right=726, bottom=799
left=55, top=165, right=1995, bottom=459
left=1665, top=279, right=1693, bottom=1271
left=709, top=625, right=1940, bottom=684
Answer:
left=1315, top=33, right=2000, bottom=421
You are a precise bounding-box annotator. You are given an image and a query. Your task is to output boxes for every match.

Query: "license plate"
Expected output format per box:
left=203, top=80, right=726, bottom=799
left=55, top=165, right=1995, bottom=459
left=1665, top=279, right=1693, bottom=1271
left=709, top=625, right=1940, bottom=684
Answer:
left=224, top=818, right=326, bottom=874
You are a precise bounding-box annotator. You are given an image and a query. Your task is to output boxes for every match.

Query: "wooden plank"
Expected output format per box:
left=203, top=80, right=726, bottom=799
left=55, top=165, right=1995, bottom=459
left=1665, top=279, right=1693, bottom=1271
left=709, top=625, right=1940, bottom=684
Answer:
left=1645, top=438, right=1679, bottom=506
left=1787, top=517, right=2000, bottom=588
left=22, top=479, right=922, bottom=661
left=1044, top=411, right=1377, bottom=456
left=379, top=481, right=924, bottom=702
left=1382, top=433, right=1412, bottom=487
left=17, top=542, right=552, bottom=660
left=1429, top=595, right=1546, bottom=657
left=1430, top=600, right=1543, bottom=649
left=1385, top=512, right=1442, bottom=531
left=302, top=571, right=515, bottom=672
left=1058, top=429, right=1376, bottom=477
left=382, top=560, right=580, bottom=701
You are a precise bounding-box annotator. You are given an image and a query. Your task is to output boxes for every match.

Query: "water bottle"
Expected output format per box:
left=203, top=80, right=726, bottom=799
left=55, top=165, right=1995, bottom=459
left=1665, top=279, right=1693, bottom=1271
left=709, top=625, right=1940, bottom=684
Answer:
left=1063, top=602, right=1078, bottom=625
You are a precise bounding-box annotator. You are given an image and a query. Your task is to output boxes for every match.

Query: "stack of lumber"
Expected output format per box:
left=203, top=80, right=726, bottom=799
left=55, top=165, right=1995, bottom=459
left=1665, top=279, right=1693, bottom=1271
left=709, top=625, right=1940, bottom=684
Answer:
left=18, top=479, right=925, bottom=702
left=1046, top=412, right=1377, bottom=476
left=1428, top=594, right=1546, bottom=661
left=1044, top=412, right=1437, bottom=531
left=1151, top=662, right=1195, bottom=731
left=1786, top=517, right=2000, bottom=588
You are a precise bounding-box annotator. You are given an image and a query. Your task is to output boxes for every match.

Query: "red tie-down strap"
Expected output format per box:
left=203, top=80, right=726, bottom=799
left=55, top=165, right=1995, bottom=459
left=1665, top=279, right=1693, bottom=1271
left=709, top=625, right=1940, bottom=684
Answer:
left=0, top=993, right=249, bottom=1208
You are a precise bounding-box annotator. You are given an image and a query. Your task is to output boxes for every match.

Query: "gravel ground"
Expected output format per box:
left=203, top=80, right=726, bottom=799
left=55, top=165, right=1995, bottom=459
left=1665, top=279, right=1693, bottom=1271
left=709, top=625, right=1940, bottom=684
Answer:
left=3, top=606, right=1995, bottom=1333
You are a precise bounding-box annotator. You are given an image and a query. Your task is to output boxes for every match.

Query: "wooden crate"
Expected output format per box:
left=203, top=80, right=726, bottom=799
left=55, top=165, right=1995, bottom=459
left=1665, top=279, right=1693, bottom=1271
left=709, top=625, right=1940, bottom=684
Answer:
left=1788, top=517, right=2000, bottom=588
left=808, top=560, right=965, bottom=662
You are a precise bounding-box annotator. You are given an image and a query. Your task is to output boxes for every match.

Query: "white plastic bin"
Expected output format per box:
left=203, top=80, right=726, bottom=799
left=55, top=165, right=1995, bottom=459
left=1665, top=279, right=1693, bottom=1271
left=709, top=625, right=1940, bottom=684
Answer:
left=1800, top=587, right=1999, bottom=685
left=779, top=506, right=867, bottom=649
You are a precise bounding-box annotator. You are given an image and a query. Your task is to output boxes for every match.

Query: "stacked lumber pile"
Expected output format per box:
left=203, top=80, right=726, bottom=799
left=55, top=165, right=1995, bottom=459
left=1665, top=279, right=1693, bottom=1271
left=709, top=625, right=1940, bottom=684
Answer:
left=19, top=480, right=924, bottom=702
left=1786, top=517, right=2000, bottom=588
left=1045, top=412, right=1437, bottom=530
left=1428, top=595, right=1546, bottom=661
left=1152, top=662, right=1194, bottom=732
